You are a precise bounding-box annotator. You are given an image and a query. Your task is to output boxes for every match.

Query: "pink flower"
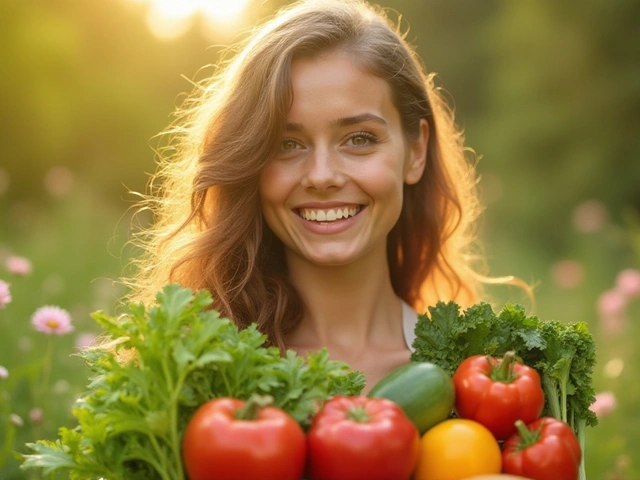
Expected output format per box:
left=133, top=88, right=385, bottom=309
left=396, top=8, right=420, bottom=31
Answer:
left=31, top=306, right=74, bottom=335
left=6, top=256, right=32, bottom=276
left=0, top=279, right=11, bottom=308
left=590, top=391, right=617, bottom=418
left=572, top=199, right=608, bottom=233
left=616, top=269, right=640, bottom=298
left=29, top=407, right=44, bottom=425
left=550, top=260, right=585, bottom=289
left=597, top=289, right=627, bottom=336
left=598, top=289, right=627, bottom=318
left=0, top=366, right=8, bottom=379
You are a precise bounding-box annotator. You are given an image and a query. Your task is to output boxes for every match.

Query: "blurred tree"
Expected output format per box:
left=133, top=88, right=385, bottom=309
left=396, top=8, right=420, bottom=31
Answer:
left=474, top=0, right=640, bottom=254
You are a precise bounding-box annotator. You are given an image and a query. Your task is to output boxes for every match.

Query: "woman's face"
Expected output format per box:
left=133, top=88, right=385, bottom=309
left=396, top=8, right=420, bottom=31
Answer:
left=259, top=51, right=428, bottom=267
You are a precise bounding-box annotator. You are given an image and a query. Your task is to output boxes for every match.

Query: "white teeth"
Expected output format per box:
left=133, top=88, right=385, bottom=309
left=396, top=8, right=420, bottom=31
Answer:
left=300, top=206, right=361, bottom=222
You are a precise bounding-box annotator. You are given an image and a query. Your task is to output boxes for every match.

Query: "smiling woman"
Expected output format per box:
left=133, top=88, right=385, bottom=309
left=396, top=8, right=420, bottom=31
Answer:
left=124, top=0, right=522, bottom=393
left=135, top=0, right=252, bottom=41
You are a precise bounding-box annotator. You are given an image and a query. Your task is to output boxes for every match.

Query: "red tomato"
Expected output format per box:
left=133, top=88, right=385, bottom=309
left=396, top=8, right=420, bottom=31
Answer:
left=306, top=395, right=420, bottom=480
left=502, top=417, right=582, bottom=480
left=182, top=396, right=306, bottom=480
left=452, top=351, right=545, bottom=440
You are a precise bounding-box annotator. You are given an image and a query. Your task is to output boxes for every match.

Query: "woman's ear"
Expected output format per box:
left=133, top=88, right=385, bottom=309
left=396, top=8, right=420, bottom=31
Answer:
left=404, top=118, right=429, bottom=185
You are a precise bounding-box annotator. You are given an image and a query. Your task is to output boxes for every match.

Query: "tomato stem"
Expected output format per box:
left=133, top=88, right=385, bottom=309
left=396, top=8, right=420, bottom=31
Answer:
left=346, top=406, right=370, bottom=423
left=235, top=394, right=274, bottom=420
left=488, top=351, right=519, bottom=383
left=514, top=419, right=541, bottom=449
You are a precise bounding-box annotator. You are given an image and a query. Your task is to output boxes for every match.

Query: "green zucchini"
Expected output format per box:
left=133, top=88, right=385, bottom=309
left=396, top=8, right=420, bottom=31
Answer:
left=368, top=361, right=455, bottom=434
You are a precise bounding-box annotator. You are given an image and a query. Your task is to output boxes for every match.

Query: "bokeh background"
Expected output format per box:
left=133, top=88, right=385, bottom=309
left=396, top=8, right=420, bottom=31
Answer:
left=1, top=0, right=639, bottom=478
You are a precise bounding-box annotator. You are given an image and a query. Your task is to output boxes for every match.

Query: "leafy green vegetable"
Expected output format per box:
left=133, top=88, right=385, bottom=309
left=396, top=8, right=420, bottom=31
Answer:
left=411, top=301, right=597, bottom=480
left=20, top=284, right=365, bottom=480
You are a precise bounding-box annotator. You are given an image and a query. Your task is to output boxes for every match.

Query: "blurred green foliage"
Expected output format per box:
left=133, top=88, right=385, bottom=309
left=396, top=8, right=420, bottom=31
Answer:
left=1, top=0, right=639, bottom=478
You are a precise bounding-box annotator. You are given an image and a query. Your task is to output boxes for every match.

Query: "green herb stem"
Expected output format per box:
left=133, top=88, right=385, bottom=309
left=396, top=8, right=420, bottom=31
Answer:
left=147, top=430, right=172, bottom=479
left=559, top=358, right=572, bottom=424
left=161, top=357, right=175, bottom=396
left=576, top=417, right=587, bottom=480
left=126, top=452, right=172, bottom=480
left=167, top=370, right=189, bottom=480
left=38, top=336, right=54, bottom=400
left=220, top=369, right=233, bottom=397
left=541, top=373, right=562, bottom=420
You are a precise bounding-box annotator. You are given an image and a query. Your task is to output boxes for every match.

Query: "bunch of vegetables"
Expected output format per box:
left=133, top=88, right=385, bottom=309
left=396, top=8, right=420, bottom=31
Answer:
left=450, top=352, right=582, bottom=479
left=364, top=352, right=583, bottom=480
left=19, top=286, right=597, bottom=480
left=411, top=301, right=597, bottom=480
left=20, top=284, right=365, bottom=479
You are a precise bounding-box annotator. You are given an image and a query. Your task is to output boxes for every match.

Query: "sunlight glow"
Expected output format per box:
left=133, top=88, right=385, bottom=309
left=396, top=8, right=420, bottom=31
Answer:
left=138, top=0, right=252, bottom=41
left=200, top=0, right=252, bottom=20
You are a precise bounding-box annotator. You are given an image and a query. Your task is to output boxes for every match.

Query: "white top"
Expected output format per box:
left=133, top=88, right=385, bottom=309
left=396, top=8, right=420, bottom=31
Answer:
left=401, top=300, right=418, bottom=352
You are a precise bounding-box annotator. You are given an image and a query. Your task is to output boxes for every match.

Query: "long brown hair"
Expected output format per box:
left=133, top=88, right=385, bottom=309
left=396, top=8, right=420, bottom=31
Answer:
left=126, top=0, right=502, bottom=350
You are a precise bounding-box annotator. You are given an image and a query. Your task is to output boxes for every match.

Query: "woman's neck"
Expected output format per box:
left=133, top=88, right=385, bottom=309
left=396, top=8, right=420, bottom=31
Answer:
left=284, top=245, right=405, bottom=359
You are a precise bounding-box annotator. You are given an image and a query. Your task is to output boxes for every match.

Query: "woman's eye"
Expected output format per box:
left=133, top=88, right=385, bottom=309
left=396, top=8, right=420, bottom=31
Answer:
left=345, top=133, right=376, bottom=147
left=281, top=139, right=301, bottom=151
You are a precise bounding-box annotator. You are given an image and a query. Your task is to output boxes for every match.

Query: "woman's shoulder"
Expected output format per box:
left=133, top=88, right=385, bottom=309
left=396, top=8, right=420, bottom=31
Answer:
left=401, top=300, right=418, bottom=352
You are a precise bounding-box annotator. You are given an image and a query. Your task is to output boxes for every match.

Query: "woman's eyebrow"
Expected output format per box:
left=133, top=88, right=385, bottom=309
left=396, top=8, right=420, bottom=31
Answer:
left=285, top=113, right=387, bottom=132
left=333, top=113, right=387, bottom=127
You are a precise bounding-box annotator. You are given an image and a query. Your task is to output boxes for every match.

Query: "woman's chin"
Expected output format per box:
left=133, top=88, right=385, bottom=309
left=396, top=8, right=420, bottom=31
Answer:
left=294, top=247, right=362, bottom=267
left=304, top=254, right=357, bottom=267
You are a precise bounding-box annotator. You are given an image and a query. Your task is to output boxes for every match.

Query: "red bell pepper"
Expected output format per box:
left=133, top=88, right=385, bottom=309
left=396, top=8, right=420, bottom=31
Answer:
left=306, top=395, right=420, bottom=480
left=452, top=351, right=545, bottom=440
left=502, top=417, right=582, bottom=480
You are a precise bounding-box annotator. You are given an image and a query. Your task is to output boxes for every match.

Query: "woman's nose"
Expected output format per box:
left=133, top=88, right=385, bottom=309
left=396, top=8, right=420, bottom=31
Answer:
left=301, top=147, right=346, bottom=191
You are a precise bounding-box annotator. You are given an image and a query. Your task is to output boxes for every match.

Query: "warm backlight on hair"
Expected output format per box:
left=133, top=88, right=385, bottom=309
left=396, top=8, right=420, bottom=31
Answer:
left=137, top=0, right=252, bottom=41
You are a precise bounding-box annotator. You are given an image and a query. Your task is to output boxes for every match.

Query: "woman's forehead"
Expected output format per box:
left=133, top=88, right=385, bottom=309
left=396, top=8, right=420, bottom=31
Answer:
left=285, top=52, right=399, bottom=128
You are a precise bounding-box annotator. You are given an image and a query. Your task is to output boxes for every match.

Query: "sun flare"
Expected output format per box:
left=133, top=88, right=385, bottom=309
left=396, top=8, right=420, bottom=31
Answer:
left=136, top=0, right=253, bottom=41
